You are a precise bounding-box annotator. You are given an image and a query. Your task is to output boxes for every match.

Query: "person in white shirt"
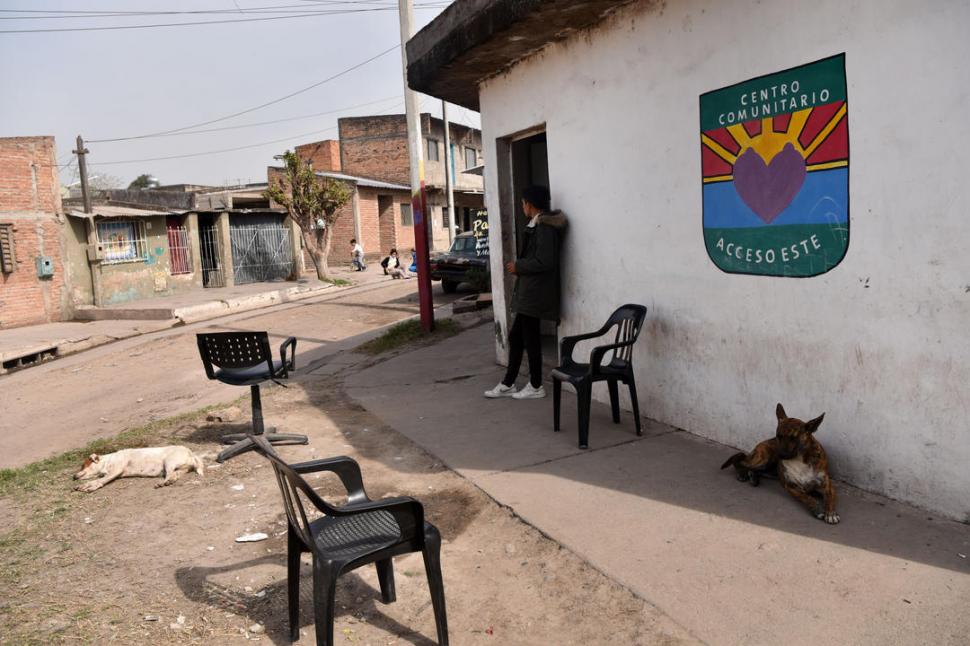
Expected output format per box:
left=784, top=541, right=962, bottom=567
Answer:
left=381, top=248, right=410, bottom=279
left=350, top=238, right=366, bottom=271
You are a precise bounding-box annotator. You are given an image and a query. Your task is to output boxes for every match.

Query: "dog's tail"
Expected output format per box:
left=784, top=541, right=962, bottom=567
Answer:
left=720, top=452, right=746, bottom=470
left=192, top=453, right=206, bottom=477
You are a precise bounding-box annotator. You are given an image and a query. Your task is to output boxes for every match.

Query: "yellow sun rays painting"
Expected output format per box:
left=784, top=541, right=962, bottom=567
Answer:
left=700, top=54, right=849, bottom=277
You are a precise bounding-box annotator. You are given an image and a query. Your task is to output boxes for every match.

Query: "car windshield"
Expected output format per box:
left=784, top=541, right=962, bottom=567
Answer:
left=449, top=236, right=478, bottom=255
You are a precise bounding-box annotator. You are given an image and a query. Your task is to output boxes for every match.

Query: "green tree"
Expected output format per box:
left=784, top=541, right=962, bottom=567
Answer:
left=127, top=173, right=158, bottom=190
left=264, top=151, right=353, bottom=281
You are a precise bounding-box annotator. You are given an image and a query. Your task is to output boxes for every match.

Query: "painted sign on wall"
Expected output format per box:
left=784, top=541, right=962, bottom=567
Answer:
left=700, top=54, right=848, bottom=276
left=472, top=209, right=489, bottom=257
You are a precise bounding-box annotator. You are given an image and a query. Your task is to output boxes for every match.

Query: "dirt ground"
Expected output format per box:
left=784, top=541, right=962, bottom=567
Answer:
left=0, top=342, right=697, bottom=645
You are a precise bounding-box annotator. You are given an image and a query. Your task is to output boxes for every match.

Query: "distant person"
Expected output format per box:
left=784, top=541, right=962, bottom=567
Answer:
left=381, top=248, right=410, bottom=279
left=409, top=248, right=418, bottom=274
left=350, top=238, right=366, bottom=271
left=485, top=185, right=566, bottom=400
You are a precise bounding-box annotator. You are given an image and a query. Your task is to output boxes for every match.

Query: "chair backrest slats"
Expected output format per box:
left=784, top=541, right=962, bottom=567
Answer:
left=274, top=468, right=313, bottom=546
left=250, top=436, right=337, bottom=545
left=605, top=304, right=647, bottom=365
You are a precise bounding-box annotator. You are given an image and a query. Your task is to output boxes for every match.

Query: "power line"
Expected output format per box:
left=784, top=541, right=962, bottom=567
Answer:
left=89, top=44, right=401, bottom=143
left=89, top=101, right=405, bottom=166
left=98, top=95, right=403, bottom=141
left=0, top=3, right=447, bottom=20
left=0, top=5, right=446, bottom=34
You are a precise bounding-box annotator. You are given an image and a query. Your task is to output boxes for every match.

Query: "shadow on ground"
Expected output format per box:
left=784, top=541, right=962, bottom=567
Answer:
left=340, top=326, right=970, bottom=575
left=175, top=555, right=438, bottom=646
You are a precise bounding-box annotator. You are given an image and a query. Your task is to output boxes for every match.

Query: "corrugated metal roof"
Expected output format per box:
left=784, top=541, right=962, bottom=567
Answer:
left=315, top=171, right=410, bottom=192
left=67, top=205, right=185, bottom=219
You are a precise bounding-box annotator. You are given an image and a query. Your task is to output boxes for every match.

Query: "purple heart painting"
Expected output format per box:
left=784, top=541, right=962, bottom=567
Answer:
left=733, top=143, right=806, bottom=224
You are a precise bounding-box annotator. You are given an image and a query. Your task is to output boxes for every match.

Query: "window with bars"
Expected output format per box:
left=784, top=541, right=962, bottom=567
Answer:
left=426, top=138, right=440, bottom=162
left=96, top=220, right=149, bottom=264
left=464, top=146, right=478, bottom=169
left=400, top=203, right=413, bottom=226
left=0, top=224, right=14, bottom=273
left=442, top=207, right=450, bottom=229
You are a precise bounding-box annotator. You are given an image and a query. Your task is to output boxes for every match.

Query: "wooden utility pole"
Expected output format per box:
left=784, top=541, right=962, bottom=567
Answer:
left=442, top=100, right=456, bottom=243
left=74, top=135, right=103, bottom=306
left=398, top=0, right=434, bottom=331
left=73, top=135, right=92, bottom=214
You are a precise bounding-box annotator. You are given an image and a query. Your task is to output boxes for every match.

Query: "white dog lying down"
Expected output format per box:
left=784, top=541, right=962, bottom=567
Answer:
left=73, top=446, right=205, bottom=492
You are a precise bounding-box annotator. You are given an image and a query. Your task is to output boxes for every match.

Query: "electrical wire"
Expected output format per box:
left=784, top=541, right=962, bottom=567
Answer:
left=95, top=95, right=402, bottom=141
left=89, top=101, right=404, bottom=166
left=0, top=3, right=448, bottom=20
left=89, top=44, right=401, bottom=143
left=0, top=5, right=446, bottom=34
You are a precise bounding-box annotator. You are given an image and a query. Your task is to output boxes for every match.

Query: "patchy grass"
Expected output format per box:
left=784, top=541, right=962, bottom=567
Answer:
left=355, top=318, right=460, bottom=355
left=0, top=399, right=240, bottom=499
left=326, top=277, right=352, bottom=286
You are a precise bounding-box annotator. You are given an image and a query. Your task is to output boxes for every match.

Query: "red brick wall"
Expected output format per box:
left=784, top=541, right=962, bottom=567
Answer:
left=0, top=136, right=61, bottom=213
left=338, top=115, right=412, bottom=186
left=357, top=188, right=381, bottom=258
left=377, top=195, right=396, bottom=255
left=0, top=136, right=67, bottom=329
left=295, top=139, right=341, bottom=172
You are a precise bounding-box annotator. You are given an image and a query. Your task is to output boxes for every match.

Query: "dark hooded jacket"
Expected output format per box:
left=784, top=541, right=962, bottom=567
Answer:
left=511, top=210, right=567, bottom=321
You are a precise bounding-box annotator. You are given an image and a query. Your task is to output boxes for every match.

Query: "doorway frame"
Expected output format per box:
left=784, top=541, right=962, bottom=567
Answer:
left=494, top=124, right=548, bottom=361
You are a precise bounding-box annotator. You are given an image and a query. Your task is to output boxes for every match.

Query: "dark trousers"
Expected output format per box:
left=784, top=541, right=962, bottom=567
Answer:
left=503, top=314, right=543, bottom=388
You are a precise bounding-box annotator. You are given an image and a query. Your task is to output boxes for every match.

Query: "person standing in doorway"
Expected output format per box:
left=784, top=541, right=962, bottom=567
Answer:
left=485, top=185, right=566, bottom=399
left=350, top=238, right=366, bottom=271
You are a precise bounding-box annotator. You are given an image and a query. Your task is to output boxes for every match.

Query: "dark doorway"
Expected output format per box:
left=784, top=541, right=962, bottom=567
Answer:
left=495, top=128, right=555, bottom=359
left=509, top=131, right=549, bottom=253
left=198, top=214, right=225, bottom=288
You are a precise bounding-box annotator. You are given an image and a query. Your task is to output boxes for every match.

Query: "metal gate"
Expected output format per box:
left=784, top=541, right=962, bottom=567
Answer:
left=200, top=225, right=226, bottom=288
left=229, top=223, right=293, bottom=284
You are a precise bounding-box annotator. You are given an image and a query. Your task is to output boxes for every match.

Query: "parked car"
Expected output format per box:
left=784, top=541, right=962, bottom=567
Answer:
left=429, top=232, right=490, bottom=293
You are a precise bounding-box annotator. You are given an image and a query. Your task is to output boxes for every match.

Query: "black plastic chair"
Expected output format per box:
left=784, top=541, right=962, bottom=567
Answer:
left=249, top=435, right=448, bottom=646
left=196, top=331, right=308, bottom=462
left=551, top=304, right=648, bottom=449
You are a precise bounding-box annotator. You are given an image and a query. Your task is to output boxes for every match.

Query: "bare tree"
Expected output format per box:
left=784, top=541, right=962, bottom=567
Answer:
left=88, top=174, right=124, bottom=191
left=264, top=151, right=353, bottom=281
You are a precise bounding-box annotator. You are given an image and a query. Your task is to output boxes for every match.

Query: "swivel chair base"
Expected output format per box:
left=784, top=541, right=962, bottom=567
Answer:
left=215, top=383, right=308, bottom=463
left=217, top=431, right=308, bottom=463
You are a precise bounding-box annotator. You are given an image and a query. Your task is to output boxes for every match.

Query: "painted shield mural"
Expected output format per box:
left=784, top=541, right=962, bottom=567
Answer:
left=700, top=54, right=849, bottom=276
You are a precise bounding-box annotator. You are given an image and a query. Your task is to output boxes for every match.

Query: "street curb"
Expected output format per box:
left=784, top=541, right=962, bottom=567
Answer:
left=174, top=282, right=334, bottom=324
left=1, top=279, right=398, bottom=375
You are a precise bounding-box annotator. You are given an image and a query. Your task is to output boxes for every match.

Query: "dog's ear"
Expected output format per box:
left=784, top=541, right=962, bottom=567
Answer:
left=90, top=454, right=100, bottom=463
left=804, top=413, right=825, bottom=434
left=776, top=403, right=787, bottom=420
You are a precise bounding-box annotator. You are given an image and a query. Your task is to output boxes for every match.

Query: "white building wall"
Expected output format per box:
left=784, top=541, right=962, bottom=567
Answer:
left=480, top=0, right=970, bottom=520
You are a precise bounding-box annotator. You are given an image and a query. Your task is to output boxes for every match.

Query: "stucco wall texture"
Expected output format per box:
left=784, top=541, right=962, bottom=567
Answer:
left=480, top=0, right=970, bottom=520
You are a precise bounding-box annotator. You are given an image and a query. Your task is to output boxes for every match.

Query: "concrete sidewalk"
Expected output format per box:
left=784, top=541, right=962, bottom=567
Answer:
left=0, top=266, right=384, bottom=374
left=346, top=325, right=970, bottom=646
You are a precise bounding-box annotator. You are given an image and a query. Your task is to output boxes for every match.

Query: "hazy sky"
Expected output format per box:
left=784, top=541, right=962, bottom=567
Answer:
left=0, top=0, right=479, bottom=188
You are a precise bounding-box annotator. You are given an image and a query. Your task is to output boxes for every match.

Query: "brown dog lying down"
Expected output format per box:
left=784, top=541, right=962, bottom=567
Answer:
left=721, top=404, right=840, bottom=524
left=73, top=446, right=205, bottom=492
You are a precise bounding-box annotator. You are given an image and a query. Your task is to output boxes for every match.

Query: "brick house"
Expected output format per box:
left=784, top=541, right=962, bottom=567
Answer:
left=292, top=113, right=486, bottom=258
left=0, top=136, right=73, bottom=329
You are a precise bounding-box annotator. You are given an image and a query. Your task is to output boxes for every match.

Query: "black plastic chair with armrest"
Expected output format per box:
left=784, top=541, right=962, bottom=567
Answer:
left=196, top=331, right=308, bottom=462
left=551, top=304, right=648, bottom=449
left=249, top=434, right=448, bottom=646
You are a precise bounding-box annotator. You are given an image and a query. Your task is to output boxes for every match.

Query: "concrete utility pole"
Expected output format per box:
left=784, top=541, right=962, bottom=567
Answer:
left=442, top=100, right=457, bottom=243
left=73, top=135, right=92, bottom=214
left=398, top=0, right=434, bottom=331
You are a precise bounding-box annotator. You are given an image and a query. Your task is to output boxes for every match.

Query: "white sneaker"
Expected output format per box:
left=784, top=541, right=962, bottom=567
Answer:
left=512, top=383, right=546, bottom=399
left=484, top=383, right=517, bottom=398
